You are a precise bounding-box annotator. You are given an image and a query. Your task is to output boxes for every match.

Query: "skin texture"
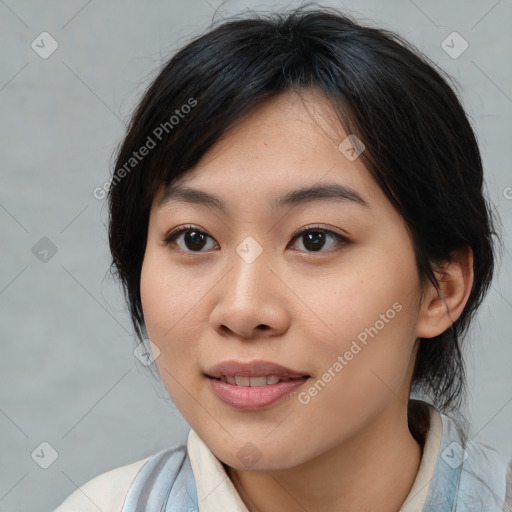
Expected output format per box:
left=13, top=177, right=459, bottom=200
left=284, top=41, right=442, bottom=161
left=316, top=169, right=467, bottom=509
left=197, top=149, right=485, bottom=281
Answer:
left=140, top=88, right=474, bottom=511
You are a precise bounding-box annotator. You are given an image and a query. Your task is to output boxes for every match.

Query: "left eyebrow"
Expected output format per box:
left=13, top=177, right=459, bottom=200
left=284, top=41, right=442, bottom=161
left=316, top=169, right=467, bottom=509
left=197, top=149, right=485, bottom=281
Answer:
left=158, top=182, right=370, bottom=213
left=273, top=182, right=369, bottom=211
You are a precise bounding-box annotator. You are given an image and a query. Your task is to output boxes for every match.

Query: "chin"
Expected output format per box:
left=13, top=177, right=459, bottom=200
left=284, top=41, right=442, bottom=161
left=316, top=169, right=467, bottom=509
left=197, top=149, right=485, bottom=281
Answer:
left=210, top=439, right=306, bottom=473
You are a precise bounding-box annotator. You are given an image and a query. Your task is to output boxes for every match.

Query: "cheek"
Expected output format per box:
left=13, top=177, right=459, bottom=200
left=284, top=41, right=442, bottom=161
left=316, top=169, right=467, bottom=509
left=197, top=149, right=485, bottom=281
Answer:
left=306, top=247, right=417, bottom=350
left=140, top=246, right=237, bottom=426
left=315, top=299, right=416, bottom=384
left=305, top=250, right=420, bottom=397
left=140, top=257, right=205, bottom=421
left=295, top=299, right=418, bottom=444
left=140, top=251, right=205, bottom=382
left=141, top=248, right=201, bottom=338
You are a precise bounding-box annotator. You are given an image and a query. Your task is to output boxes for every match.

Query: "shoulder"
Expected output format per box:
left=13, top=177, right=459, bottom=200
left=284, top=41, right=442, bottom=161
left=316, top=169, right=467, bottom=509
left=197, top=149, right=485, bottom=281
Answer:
left=415, top=402, right=512, bottom=511
left=506, top=458, right=512, bottom=509
left=53, top=445, right=188, bottom=512
left=458, top=438, right=512, bottom=511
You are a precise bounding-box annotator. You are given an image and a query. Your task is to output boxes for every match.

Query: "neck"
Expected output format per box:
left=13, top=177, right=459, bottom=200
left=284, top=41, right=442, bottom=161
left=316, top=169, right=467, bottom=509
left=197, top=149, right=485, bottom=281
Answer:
left=228, top=401, right=425, bottom=512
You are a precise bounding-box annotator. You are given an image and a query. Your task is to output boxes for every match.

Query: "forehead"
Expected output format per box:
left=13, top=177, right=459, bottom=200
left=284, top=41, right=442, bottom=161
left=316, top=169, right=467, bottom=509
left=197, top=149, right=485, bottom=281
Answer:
left=154, top=89, right=383, bottom=216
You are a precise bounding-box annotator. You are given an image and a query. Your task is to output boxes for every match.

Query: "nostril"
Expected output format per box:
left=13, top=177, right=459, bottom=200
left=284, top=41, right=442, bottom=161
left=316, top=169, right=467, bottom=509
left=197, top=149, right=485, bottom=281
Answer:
left=257, top=324, right=270, bottom=330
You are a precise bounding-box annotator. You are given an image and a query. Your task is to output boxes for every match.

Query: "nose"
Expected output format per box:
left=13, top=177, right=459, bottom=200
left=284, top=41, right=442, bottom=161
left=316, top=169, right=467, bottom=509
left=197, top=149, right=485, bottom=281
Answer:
left=209, top=241, right=291, bottom=340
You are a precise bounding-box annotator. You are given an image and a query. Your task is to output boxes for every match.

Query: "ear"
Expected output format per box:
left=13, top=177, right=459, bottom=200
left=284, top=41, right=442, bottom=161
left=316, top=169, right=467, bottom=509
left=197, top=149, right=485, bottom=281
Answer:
left=416, top=245, right=474, bottom=339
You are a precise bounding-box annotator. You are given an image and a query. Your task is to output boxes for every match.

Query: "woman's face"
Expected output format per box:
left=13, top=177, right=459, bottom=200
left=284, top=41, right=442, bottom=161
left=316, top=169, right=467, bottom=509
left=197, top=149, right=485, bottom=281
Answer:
left=140, top=89, right=425, bottom=470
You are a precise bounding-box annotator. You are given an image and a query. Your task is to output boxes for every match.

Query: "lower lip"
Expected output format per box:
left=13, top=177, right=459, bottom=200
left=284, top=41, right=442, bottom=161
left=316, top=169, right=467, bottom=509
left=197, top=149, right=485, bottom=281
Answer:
left=208, top=377, right=308, bottom=411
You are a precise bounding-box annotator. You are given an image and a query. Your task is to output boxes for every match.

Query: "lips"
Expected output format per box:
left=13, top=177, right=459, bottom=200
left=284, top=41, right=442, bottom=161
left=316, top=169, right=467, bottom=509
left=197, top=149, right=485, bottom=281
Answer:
left=205, top=360, right=310, bottom=410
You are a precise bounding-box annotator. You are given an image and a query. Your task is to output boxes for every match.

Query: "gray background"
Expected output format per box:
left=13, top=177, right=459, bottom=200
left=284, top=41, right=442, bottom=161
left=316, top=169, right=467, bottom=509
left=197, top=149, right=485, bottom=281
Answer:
left=0, top=1, right=510, bottom=510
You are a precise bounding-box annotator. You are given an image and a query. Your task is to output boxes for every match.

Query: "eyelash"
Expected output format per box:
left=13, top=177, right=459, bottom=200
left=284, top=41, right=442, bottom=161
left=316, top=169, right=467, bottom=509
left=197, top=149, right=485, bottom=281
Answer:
left=162, top=224, right=351, bottom=254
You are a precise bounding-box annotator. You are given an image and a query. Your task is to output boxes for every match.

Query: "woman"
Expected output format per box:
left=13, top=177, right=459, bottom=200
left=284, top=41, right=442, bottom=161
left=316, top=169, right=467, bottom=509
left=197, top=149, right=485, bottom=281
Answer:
left=55, top=6, right=512, bottom=511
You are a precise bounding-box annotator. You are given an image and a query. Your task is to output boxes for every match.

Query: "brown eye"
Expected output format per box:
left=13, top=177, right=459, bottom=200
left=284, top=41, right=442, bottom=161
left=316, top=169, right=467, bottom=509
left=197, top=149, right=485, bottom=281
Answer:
left=290, top=227, right=349, bottom=253
left=302, top=231, right=327, bottom=251
left=164, top=226, right=218, bottom=252
left=183, top=230, right=208, bottom=251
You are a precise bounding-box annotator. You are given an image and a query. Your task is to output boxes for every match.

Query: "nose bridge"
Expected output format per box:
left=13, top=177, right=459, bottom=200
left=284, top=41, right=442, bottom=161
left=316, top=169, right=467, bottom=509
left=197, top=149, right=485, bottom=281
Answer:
left=235, top=234, right=266, bottom=268
left=229, top=234, right=269, bottom=303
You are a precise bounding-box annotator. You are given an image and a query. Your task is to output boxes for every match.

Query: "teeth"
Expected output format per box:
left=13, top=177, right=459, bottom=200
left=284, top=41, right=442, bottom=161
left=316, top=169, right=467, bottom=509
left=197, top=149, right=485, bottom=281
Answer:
left=248, top=376, right=267, bottom=387
left=235, top=376, right=251, bottom=386
left=220, top=375, right=285, bottom=386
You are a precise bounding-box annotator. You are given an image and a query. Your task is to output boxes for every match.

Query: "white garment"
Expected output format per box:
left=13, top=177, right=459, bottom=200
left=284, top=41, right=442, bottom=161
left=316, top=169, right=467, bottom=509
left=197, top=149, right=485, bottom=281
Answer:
left=53, top=455, right=151, bottom=511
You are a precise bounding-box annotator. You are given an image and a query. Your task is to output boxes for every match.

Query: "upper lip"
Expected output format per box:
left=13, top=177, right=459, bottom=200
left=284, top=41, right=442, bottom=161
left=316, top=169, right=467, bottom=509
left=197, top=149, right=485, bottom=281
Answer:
left=206, top=360, right=309, bottom=379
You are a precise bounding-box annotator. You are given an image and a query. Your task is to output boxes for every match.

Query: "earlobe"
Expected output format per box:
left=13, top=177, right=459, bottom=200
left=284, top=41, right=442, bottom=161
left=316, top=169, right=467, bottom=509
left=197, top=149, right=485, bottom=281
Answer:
left=415, top=246, right=474, bottom=339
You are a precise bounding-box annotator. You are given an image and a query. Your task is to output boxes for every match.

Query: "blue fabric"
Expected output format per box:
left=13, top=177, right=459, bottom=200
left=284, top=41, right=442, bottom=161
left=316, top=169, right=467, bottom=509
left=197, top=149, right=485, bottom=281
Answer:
left=121, top=413, right=510, bottom=511
left=120, top=446, right=197, bottom=512
left=422, top=412, right=509, bottom=511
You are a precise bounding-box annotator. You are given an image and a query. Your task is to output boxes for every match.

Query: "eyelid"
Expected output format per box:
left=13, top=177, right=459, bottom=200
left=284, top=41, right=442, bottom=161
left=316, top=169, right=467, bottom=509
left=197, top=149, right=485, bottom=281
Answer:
left=162, top=224, right=217, bottom=246
left=290, top=224, right=351, bottom=242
